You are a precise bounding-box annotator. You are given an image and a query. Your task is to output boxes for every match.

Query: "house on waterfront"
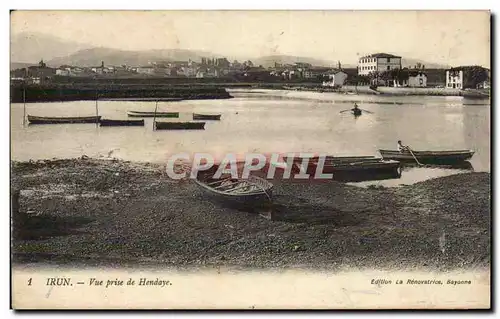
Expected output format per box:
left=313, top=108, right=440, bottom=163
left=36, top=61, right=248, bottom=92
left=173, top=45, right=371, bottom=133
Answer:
left=322, top=70, right=348, bottom=87
left=393, top=70, right=428, bottom=87
left=303, top=67, right=331, bottom=79
left=55, top=65, right=86, bottom=76
left=446, top=69, right=463, bottom=89
left=358, top=53, right=402, bottom=75
left=91, top=61, right=106, bottom=74
left=135, top=66, right=155, bottom=75
left=446, top=66, right=490, bottom=89
left=196, top=67, right=218, bottom=78
left=21, top=59, right=56, bottom=82
left=181, top=66, right=197, bottom=77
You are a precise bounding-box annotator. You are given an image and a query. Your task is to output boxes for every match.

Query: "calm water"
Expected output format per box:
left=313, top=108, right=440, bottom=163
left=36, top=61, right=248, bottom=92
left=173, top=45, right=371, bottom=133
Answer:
left=11, top=89, right=490, bottom=186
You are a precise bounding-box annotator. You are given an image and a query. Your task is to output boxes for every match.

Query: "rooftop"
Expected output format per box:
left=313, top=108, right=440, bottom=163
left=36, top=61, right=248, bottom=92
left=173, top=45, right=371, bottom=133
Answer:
left=447, top=65, right=489, bottom=71
left=408, top=70, right=427, bottom=76
left=360, top=53, right=402, bottom=59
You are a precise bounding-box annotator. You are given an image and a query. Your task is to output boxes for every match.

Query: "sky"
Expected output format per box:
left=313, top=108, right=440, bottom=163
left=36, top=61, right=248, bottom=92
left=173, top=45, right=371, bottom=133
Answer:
left=10, top=10, right=491, bottom=67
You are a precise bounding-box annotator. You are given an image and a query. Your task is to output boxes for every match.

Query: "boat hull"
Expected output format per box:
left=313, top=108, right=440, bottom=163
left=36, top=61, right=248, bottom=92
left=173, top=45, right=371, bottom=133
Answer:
left=194, top=169, right=273, bottom=211
left=27, top=115, right=101, bottom=124
left=99, top=119, right=145, bottom=126
left=294, top=158, right=401, bottom=182
left=127, top=111, right=179, bottom=118
left=283, top=155, right=377, bottom=163
left=155, top=121, right=205, bottom=130
left=379, top=149, right=474, bottom=164
left=193, top=113, right=221, bottom=120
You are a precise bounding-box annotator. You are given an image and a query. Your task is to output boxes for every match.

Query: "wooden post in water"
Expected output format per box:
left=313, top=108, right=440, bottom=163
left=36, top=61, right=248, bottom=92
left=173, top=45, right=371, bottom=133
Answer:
left=153, top=100, right=159, bottom=130
left=95, top=90, right=99, bottom=127
left=22, top=86, right=26, bottom=127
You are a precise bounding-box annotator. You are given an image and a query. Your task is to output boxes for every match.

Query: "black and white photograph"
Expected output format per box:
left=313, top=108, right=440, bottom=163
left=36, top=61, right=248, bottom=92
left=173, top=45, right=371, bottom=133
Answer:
left=9, top=9, right=491, bottom=309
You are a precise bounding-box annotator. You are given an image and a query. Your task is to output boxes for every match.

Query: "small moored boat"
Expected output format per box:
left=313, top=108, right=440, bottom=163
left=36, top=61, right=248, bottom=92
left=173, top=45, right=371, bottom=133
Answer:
left=155, top=121, right=205, bottom=130
left=27, top=115, right=101, bottom=124
left=99, top=119, right=145, bottom=127
left=127, top=111, right=179, bottom=118
left=379, top=149, right=475, bottom=164
left=193, top=113, right=222, bottom=120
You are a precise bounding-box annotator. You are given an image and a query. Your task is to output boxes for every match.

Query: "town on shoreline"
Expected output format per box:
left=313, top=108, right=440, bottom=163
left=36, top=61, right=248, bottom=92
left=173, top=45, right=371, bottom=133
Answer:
left=10, top=52, right=491, bottom=102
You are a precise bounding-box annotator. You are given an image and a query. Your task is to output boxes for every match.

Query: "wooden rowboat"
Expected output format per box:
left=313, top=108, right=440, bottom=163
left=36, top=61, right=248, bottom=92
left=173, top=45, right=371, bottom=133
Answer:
left=155, top=121, right=205, bottom=130
left=379, top=149, right=474, bottom=164
left=99, top=119, right=145, bottom=127
left=27, top=115, right=101, bottom=124
left=192, top=113, right=222, bottom=120
left=194, top=168, right=273, bottom=204
left=293, top=158, right=401, bottom=182
left=283, top=155, right=377, bottom=164
left=127, top=111, right=179, bottom=118
left=311, top=159, right=400, bottom=173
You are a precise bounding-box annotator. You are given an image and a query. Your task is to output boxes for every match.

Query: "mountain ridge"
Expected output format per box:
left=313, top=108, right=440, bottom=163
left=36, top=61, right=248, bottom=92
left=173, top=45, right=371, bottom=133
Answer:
left=11, top=32, right=452, bottom=70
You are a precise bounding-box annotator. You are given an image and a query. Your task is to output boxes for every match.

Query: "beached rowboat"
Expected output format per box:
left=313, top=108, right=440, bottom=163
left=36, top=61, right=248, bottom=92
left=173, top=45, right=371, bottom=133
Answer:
left=311, top=158, right=400, bottom=173
left=291, top=157, right=401, bottom=182
left=194, top=169, right=273, bottom=204
left=283, top=155, right=377, bottom=164
left=27, top=115, right=101, bottom=124
left=99, top=119, right=145, bottom=127
left=379, top=149, right=474, bottom=164
left=127, top=111, right=179, bottom=118
left=295, top=157, right=400, bottom=174
left=192, top=113, right=222, bottom=120
left=154, top=121, right=205, bottom=130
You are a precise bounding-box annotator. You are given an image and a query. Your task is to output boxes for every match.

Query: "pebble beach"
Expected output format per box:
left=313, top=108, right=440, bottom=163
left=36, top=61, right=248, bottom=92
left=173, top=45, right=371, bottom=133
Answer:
left=11, top=158, right=491, bottom=272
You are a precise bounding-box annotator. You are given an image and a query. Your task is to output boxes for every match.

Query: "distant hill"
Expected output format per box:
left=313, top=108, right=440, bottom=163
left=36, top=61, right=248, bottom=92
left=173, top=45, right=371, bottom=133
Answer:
left=252, top=55, right=339, bottom=68
left=402, top=58, right=449, bottom=69
left=10, top=62, right=37, bottom=70
left=10, top=31, right=451, bottom=70
left=11, top=32, right=91, bottom=64
left=46, top=47, right=218, bottom=67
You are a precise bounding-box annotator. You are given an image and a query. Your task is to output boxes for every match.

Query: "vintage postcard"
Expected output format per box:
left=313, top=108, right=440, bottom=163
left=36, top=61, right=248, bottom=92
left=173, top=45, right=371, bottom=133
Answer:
left=10, top=10, right=491, bottom=309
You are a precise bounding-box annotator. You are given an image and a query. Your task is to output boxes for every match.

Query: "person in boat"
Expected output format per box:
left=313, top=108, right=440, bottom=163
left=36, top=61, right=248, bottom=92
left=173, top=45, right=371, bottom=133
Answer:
left=397, top=140, right=410, bottom=152
left=349, top=103, right=361, bottom=116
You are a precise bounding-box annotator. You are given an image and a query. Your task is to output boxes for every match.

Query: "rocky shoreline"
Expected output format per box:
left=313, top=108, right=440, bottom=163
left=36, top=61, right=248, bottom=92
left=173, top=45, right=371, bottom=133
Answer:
left=11, top=158, right=490, bottom=271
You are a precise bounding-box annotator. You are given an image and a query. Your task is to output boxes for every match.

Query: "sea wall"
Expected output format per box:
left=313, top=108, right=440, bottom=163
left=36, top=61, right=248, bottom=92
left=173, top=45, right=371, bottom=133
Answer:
left=10, top=84, right=232, bottom=103
left=376, top=87, right=462, bottom=96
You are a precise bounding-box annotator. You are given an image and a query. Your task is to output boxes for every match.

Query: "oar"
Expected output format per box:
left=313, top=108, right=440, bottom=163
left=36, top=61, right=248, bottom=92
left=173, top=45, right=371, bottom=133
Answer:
left=360, top=108, right=374, bottom=114
left=339, top=109, right=351, bottom=113
left=406, top=147, right=424, bottom=166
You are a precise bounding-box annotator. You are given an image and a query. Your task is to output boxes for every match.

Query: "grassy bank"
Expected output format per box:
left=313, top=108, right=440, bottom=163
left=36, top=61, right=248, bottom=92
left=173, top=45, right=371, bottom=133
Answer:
left=11, top=158, right=490, bottom=271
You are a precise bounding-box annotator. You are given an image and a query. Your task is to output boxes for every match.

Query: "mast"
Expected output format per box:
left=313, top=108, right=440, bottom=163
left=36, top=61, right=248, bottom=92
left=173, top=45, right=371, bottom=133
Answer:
left=153, top=100, right=159, bottom=130
left=95, top=89, right=99, bottom=126
left=22, top=85, right=26, bottom=127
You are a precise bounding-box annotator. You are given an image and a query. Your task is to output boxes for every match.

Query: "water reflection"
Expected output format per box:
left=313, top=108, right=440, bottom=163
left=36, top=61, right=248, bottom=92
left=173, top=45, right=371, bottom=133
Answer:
left=11, top=89, right=490, bottom=187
